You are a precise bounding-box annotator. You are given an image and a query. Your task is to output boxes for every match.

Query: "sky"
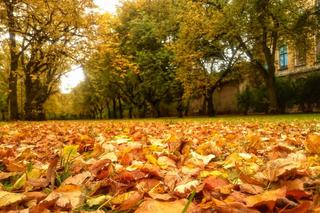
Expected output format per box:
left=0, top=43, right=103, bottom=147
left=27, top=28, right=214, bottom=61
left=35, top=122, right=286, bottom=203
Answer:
left=60, top=0, right=119, bottom=93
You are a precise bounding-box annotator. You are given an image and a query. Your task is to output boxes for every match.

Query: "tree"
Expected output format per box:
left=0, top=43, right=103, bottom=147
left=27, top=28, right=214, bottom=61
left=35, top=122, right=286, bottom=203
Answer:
left=83, top=0, right=183, bottom=118
left=116, top=0, right=182, bottom=117
left=1, top=0, right=21, bottom=119
left=0, top=53, right=8, bottom=120
left=217, top=0, right=316, bottom=113
left=173, top=0, right=241, bottom=116
left=1, top=0, right=96, bottom=120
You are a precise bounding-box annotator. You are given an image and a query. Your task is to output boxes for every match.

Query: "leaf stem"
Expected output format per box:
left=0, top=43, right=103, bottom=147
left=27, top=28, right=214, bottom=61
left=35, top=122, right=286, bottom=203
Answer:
left=182, top=190, right=196, bottom=213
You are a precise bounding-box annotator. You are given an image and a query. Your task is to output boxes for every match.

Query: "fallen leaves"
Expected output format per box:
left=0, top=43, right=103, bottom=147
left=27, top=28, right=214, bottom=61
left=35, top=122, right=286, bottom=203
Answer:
left=0, top=120, right=319, bottom=212
left=304, top=133, right=320, bottom=154
left=0, top=191, right=26, bottom=208
left=44, top=184, right=83, bottom=210
left=245, top=187, right=287, bottom=210
left=135, top=199, right=197, bottom=213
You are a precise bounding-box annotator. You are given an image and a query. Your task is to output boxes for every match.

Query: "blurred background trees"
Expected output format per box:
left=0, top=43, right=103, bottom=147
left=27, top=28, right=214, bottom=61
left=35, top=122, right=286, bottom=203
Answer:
left=0, top=0, right=318, bottom=120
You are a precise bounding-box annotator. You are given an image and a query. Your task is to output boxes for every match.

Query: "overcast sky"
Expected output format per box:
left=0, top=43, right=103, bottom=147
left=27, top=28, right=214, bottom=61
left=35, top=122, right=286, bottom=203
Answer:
left=95, top=0, right=119, bottom=14
left=60, top=0, right=119, bottom=93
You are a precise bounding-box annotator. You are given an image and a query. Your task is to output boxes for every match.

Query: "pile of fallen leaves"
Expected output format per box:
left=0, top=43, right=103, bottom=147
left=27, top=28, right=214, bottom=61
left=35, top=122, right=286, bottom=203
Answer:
left=0, top=120, right=320, bottom=212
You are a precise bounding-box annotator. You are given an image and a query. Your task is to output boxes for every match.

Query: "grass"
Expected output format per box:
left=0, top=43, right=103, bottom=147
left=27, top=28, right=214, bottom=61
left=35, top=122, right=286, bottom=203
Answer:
left=104, top=113, right=320, bottom=123
left=0, top=113, right=319, bottom=124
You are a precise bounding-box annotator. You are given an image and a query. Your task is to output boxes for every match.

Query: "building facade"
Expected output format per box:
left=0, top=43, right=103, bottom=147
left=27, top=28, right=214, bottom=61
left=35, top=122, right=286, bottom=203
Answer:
left=276, top=0, right=320, bottom=78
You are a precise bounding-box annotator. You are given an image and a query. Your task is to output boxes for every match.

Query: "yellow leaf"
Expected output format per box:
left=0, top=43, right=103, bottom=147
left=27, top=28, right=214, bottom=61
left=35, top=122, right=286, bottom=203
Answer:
left=0, top=191, right=26, bottom=208
left=200, top=170, right=228, bottom=179
left=87, top=195, right=111, bottom=207
left=145, top=154, right=158, bottom=166
left=13, top=168, right=42, bottom=190
left=304, top=134, right=320, bottom=154
left=44, top=185, right=83, bottom=209
left=62, top=145, right=79, bottom=161
left=111, top=191, right=136, bottom=205
left=245, top=187, right=286, bottom=209
left=135, top=199, right=197, bottom=213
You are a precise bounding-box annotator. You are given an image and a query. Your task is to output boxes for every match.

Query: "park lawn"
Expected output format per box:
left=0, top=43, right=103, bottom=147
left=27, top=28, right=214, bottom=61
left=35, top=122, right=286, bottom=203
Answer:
left=0, top=116, right=319, bottom=212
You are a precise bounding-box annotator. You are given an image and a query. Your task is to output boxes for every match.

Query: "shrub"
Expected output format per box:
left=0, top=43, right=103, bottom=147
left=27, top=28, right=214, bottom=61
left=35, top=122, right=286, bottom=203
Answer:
left=275, top=78, right=295, bottom=113
left=237, top=87, right=254, bottom=114
left=294, top=73, right=320, bottom=112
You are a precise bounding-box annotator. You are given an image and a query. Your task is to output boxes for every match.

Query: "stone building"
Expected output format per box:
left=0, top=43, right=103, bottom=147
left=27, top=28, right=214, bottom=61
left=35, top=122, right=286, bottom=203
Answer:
left=276, top=0, right=320, bottom=78
left=214, top=0, right=320, bottom=114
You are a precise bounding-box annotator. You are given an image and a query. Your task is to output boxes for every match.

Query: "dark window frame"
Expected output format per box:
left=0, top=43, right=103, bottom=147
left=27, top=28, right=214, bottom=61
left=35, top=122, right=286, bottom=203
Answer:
left=279, top=45, right=288, bottom=70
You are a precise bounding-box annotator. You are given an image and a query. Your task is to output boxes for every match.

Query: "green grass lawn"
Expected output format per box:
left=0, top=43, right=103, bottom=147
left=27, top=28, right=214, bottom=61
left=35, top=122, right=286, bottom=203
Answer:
left=0, top=113, right=320, bottom=124
left=107, top=113, right=320, bottom=123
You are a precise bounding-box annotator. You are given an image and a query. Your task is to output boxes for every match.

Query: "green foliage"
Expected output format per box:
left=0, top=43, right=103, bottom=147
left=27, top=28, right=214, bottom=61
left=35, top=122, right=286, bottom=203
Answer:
left=0, top=53, right=7, bottom=115
left=56, top=145, right=79, bottom=186
left=237, top=86, right=269, bottom=114
left=238, top=74, right=320, bottom=114
left=275, top=78, right=295, bottom=113
left=294, top=74, right=320, bottom=112
left=237, top=88, right=255, bottom=115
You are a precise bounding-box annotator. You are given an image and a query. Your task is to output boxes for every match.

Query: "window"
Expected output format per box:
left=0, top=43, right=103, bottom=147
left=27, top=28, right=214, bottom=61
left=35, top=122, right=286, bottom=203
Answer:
left=279, top=45, right=288, bottom=70
left=295, top=39, right=306, bottom=66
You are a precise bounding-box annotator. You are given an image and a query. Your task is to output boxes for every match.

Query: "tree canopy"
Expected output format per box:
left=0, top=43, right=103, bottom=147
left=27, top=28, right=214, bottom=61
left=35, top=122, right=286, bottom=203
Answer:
left=0, top=0, right=318, bottom=120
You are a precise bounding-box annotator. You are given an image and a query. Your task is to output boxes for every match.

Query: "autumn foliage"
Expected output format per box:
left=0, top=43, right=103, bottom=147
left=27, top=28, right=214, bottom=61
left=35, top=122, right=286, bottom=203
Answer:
left=0, top=120, right=319, bottom=212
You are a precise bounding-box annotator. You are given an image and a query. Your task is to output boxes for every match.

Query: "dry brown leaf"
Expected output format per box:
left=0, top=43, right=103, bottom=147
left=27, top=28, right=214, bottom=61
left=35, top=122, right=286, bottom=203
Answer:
left=203, top=176, right=229, bottom=191
left=304, top=134, right=320, bottom=154
left=148, top=192, right=173, bottom=201
left=239, top=184, right=264, bottom=195
left=280, top=201, right=312, bottom=213
left=63, top=171, right=91, bottom=185
left=43, top=184, right=83, bottom=210
left=119, top=191, right=144, bottom=211
left=0, top=172, right=19, bottom=180
left=0, top=191, right=26, bottom=208
left=136, top=178, right=160, bottom=192
left=262, top=153, right=305, bottom=182
left=245, top=187, right=287, bottom=210
left=135, top=199, right=197, bottom=213
left=24, top=191, right=47, bottom=202
left=174, top=180, right=200, bottom=196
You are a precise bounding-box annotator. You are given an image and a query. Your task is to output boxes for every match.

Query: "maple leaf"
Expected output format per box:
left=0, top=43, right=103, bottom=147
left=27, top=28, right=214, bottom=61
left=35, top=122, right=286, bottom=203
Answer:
left=63, top=171, right=91, bottom=185
left=1, top=120, right=320, bottom=212
left=43, top=184, right=83, bottom=210
left=174, top=180, right=200, bottom=196
left=0, top=191, right=26, bottom=208
left=245, top=187, right=287, bottom=210
left=135, top=199, right=197, bottom=213
left=304, top=134, right=320, bottom=154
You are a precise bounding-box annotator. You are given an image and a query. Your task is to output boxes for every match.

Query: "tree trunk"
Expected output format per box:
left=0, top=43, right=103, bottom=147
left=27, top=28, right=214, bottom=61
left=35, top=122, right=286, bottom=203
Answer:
left=266, top=75, right=279, bottom=114
left=201, top=96, right=207, bottom=115
left=112, top=98, right=117, bottom=119
left=1, top=110, right=5, bottom=121
left=106, top=102, right=111, bottom=119
left=6, top=1, right=19, bottom=120
left=184, top=98, right=190, bottom=117
left=99, top=110, right=103, bottom=119
left=128, top=106, right=133, bottom=119
left=118, top=97, right=123, bottom=119
left=206, top=88, right=215, bottom=117
left=155, top=104, right=161, bottom=118
left=138, top=103, right=146, bottom=118
left=177, top=98, right=183, bottom=118
left=24, top=74, right=33, bottom=120
left=35, top=103, right=46, bottom=120
left=8, top=72, right=19, bottom=120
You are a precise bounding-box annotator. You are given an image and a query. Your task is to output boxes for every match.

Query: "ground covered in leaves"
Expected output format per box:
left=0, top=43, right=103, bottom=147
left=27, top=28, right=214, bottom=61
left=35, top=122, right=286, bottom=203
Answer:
left=0, top=117, right=320, bottom=212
